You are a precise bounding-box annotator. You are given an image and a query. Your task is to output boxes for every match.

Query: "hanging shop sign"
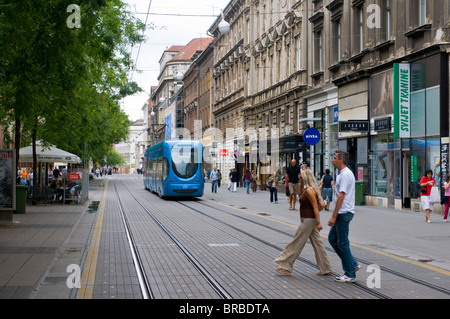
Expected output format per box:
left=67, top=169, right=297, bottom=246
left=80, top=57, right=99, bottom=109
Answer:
left=394, top=63, right=411, bottom=138
left=374, top=117, right=391, bottom=132
left=339, top=120, right=369, bottom=132
left=303, top=128, right=321, bottom=146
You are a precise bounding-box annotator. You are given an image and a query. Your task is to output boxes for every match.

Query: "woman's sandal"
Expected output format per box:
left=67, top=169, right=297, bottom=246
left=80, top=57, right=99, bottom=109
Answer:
left=276, top=268, right=291, bottom=276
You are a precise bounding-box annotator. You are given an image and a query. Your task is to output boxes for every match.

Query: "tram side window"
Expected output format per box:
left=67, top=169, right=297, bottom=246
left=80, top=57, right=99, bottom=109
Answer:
left=157, top=158, right=162, bottom=180
left=162, top=158, right=169, bottom=180
left=149, top=159, right=154, bottom=177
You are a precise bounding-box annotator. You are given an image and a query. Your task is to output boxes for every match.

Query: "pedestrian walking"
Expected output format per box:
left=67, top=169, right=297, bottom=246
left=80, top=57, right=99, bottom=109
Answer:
left=442, top=173, right=450, bottom=222
left=285, top=159, right=300, bottom=211
left=210, top=167, right=219, bottom=193
left=328, top=150, right=360, bottom=283
left=274, top=169, right=332, bottom=276
left=420, top=169, right=436, bottom=223
left=320, top=169, right=335, bottom=211
left=244, top=169, right=252, bottom=194
left=251, top=170, right=258, bottom=192
left=267, top=172, right=278, bottom=203
left=229, top=168, right=238, bottom=192
left=21, top=170, right=28, bottom=185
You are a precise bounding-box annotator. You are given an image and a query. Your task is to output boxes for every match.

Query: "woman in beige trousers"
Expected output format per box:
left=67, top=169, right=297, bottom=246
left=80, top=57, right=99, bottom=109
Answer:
left=274, top=169, right=332, bottom=276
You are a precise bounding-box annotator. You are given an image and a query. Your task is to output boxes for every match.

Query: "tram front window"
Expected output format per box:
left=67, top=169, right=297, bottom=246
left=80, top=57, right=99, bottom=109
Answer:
left=171, top=145, right=198, bottom=179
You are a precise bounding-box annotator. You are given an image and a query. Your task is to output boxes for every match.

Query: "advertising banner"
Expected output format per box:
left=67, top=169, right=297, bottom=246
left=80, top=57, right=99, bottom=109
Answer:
left=394, top=63, right=411, bottom=138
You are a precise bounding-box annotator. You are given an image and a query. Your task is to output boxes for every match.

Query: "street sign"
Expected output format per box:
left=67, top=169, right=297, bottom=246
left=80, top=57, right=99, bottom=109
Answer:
left=219, top=149, right=229, bottom=156
left=68, top=173, right=80, bottom=180
left=303, top=128, right=321, bottom=146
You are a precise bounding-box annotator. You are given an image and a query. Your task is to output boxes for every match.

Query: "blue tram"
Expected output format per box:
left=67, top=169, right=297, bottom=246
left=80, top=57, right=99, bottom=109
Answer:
left=143, top=139, right=204, bottom=198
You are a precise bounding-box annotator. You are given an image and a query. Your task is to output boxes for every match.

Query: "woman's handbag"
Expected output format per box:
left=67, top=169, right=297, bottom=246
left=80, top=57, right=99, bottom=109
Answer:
left=430, top=186, right=441, bottom=203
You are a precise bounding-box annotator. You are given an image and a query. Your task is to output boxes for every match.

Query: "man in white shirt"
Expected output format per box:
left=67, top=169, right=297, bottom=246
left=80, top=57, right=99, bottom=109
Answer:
left=328, top=150, right=360, bottom=283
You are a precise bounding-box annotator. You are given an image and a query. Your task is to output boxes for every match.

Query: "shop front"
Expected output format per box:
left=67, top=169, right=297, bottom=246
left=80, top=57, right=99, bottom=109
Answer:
left=369, top=53, right=449, bottom=211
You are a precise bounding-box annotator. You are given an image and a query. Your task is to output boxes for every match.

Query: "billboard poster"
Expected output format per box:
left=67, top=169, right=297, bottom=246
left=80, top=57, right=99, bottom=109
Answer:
left=0, top=149, right=16, bottom=210
left=165, top=113, right=173, bottom=140
left=371, top=69, right=394, bottom=118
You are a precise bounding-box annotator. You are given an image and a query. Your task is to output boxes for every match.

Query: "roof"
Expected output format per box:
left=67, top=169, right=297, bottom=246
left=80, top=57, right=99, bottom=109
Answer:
left=170, top=38, right=213, bottom=62
left=166, top=45, right=184, bottom=52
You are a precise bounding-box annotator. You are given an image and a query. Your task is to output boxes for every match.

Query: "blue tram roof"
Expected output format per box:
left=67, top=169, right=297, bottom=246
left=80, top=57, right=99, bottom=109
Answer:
left=145, top=139, right=203, bottom=155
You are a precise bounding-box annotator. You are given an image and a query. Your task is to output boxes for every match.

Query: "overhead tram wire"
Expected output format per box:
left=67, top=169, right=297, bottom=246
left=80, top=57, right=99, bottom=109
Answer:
left=128, top=0, right=153, bottom=83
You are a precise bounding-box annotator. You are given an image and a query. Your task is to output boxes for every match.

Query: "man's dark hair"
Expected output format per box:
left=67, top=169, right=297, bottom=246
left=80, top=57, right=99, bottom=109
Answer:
left=335, top=150, right=349, bottom=166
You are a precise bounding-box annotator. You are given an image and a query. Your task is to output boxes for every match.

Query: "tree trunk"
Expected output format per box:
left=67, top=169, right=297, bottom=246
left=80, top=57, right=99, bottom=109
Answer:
left=32, top=116, right=38, bottom=205
left=14, top=117, right=21, bottom=182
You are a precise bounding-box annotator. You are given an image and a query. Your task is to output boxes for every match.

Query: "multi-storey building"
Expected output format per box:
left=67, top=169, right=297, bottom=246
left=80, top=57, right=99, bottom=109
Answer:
left=209, top=0, right=310, bottom=186
left=304, top=0, right=449, bottom=212
left=150, top=38, right=212, bottom=144
left=183, top=42, right=216, bottom=173
left=114, top=119, right=147, bottom=173
left=205, top=0, right=450, bottom=211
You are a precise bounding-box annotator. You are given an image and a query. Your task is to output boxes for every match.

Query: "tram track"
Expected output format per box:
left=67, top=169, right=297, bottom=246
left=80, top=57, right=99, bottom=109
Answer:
left=187, top=199, right=450, bottom=298
left=114, top=182, right=154, bottom=299
left=113, top=179, right=233, bottom=300
left=175, top=200, right=391, bottom=300
left=126, top=176, right=450, bottom=298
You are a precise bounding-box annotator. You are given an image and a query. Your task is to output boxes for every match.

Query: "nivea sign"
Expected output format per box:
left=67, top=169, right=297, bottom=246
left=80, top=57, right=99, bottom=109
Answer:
left=303, top=128, right=321, bottom=146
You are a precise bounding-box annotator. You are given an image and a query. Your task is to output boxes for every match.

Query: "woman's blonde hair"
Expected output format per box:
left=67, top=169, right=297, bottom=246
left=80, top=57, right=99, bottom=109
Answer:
left=301, top=169, right=324, bottom=204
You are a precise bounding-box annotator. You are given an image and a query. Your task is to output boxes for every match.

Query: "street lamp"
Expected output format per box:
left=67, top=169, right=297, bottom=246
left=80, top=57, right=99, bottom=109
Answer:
left=218, top=11, right=230, bottom=35
left=173, top=71, right=184, bottom=82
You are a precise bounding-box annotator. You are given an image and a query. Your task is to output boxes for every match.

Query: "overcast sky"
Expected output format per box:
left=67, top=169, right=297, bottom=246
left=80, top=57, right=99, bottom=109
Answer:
left=121, top=0, right=231, bottom=121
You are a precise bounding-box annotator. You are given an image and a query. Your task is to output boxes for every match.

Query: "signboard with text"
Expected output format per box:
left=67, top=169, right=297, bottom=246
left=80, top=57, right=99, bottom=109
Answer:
left=68, top=174, right=80, bottom=180
left=394, top=63, right=411, bottom=138
left=339, top=121, right=369, bottom=132
left=303, top=128, right=321, bottom=146
left=0, top=149, right=16, bottom=211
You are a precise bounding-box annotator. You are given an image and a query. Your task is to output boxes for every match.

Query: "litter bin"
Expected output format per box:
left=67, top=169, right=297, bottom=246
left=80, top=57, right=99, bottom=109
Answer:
left=355, top=181, right=365, bottom=206
left=15, top=184, right=28, bottom=214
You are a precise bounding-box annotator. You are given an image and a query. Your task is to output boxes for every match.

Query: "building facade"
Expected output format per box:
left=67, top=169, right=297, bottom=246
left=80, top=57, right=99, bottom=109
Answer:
left=114, top=119, right=147, bottom=173
left=148, top=0, right=450, bottom=212
left=150, top=39, right=213, bottom=145
left=306, top=0, right=450, bottom=212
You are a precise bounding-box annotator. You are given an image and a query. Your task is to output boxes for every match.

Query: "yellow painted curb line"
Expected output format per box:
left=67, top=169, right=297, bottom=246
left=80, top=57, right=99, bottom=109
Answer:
left=77, top=181, right=108, bottom=299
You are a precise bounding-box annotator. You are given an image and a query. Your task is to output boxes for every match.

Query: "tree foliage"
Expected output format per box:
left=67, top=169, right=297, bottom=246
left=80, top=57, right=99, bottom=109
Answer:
left=0, top=0, right=146, bottom=168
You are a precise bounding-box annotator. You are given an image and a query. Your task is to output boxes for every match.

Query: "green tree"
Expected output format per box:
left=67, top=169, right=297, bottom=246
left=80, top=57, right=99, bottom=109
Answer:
left=105, top=148, right=126, bottom=167
left=0, top=0, right=146, bottom=176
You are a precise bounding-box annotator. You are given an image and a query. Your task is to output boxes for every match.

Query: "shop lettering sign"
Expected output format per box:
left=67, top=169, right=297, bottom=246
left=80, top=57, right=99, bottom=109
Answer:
left=394, top=63, right=411, bottom=138
left=339, top=121, right=369, bottom=132
left=374, top=117, right=391, bottom=131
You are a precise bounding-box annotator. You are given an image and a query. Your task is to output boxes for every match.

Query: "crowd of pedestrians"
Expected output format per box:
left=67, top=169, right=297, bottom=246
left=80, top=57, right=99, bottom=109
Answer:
left=205, top=149, right=448, bottom=283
